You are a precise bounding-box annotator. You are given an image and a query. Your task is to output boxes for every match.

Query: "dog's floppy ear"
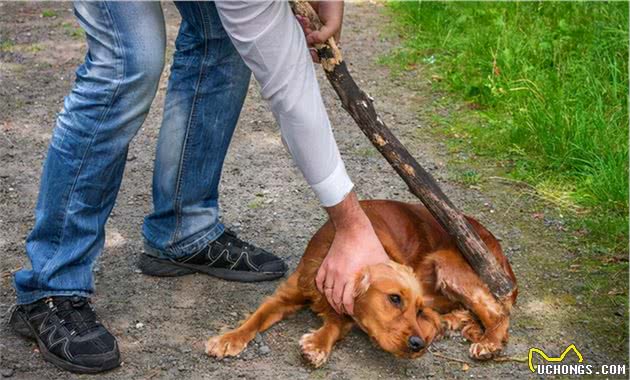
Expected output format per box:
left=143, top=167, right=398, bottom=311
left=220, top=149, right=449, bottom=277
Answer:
left=353, top=268, right=371, bottom=298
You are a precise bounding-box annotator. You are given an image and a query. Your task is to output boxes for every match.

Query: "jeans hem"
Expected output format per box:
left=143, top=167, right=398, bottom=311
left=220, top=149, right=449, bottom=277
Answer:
left=143, top=222, right=225, bottom=259
left=15, top=289, right=93, bottom=306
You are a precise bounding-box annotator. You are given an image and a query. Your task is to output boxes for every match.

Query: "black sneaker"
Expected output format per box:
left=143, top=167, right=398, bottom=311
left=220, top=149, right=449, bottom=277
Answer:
left=8, top=296, right=120, bottom=374
left=139, top=229, right=288, bottom=282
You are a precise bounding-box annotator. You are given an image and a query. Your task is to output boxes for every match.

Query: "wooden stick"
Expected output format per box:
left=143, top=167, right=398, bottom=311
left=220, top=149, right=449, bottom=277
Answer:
left=429, top=349, right=472, bottom=365
left=290, top=1, right=515, bottom=299
left=492, top=356, right=529, bottom=363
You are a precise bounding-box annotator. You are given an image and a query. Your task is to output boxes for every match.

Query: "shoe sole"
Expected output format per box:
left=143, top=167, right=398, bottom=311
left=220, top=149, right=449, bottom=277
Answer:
left=9, top=308, right=121, bottom=374
left=138, top=254, right=286, bottom=282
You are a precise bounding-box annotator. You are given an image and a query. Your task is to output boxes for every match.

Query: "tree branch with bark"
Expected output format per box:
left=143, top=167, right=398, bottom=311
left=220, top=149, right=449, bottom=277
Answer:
left=290, top=0, right=516, bottom=300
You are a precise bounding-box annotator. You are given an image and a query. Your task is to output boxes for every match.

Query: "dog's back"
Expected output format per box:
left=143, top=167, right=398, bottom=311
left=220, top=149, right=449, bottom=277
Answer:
left=298, top=200, right=517, bottom=304
left=362, top=200, right=515, bottom=285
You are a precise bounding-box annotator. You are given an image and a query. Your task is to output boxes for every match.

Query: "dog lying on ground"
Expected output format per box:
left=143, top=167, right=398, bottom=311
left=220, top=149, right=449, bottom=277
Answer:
left=206, top=200, right=517, bottom=367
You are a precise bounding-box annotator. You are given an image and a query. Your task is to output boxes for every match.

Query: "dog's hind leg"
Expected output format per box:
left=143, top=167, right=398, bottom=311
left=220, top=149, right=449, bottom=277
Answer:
left=206, top=272, right=306, bottom=358
left=299, top=312, right=353, bottom=368
left=431, top=251, right=511, bottom=360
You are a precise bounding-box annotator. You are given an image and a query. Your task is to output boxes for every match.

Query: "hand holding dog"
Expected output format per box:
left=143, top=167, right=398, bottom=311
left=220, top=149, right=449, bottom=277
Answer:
left=318, top=192, right=389, bottom=315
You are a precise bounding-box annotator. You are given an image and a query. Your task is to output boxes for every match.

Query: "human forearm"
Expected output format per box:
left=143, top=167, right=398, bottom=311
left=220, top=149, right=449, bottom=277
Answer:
left=216, top=1, right=352, bottom=207
left=325, top=191, right=371, bottom=231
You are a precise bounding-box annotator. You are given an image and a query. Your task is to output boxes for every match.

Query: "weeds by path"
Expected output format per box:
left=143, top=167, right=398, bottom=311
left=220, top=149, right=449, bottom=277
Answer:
left=382, top=0, right=628, bottom=358
left=383, top=1, right=628, bottom=252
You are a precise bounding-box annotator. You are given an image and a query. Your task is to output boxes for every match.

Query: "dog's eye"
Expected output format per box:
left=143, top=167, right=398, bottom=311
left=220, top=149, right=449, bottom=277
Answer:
left=417, top=308, right=424, bottom=317
left=388, top=294, right=402, bottom=306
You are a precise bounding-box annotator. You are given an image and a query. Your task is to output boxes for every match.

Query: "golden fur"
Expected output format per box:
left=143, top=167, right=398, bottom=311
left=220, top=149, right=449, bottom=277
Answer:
left=206, top=200, right=517, bottom=366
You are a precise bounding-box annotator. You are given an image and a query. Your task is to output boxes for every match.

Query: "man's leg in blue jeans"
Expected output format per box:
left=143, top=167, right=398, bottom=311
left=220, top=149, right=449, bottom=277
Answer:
left=11, top=1, right=165, bottom=373
left=142, top=1, right=249, bottom=255
left=11, top=1, right=286, bottom=373
left=14, top=1, right=165, bottom=305
left=140, top=2, right=287, bottom=281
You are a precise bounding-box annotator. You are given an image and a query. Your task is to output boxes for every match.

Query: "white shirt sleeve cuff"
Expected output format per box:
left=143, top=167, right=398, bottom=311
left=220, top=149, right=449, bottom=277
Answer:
left=310, top=161, right=354, bottom=207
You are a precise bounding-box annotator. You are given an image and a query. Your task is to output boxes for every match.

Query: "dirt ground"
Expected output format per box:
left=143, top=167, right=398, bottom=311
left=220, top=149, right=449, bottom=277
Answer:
left=0, top=2, right=627, bottom=379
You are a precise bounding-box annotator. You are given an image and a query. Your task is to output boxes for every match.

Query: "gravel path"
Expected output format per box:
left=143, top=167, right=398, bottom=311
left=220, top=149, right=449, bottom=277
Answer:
left=1, top=2, right=627, bottom=379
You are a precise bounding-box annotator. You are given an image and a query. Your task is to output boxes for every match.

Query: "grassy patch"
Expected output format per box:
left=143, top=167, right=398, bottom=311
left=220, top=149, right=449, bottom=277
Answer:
left=353, top=146, right=379, bottom=158
left=26, top=43, right=43, bottom=53
left=385, top=1, right=628, bottom=251
left=384, top=1, right=628, bottom=353
left=61, top=22, right=85, bottom=40
left=0, top=39, right=15, bottom=52
left=451, top=168, right=482, bottom=187
left=41, top=9, right=58, bottom=18
left=247, top=193, right=266, bottom=210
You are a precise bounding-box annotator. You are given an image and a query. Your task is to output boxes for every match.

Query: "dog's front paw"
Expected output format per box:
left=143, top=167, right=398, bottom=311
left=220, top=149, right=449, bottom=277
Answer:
left=299, top=332, right=330, bottom=368
left=206, top=331, right=249, bottom=359
left=469, top=339, right=502, bottom=360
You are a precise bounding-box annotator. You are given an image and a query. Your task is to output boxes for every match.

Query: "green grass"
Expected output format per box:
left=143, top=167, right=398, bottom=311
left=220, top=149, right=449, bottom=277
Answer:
left=353, top=146, right=379, bottom=158
left=0, top=39, right=15, bottom=52
left=247, top=193, right=266, bottom=209
left=452, top=169, right=482, bottom=187
left=41, top=9, right=57, bottom=18
left=385, top=1, right=628, bottom=252
left=61, top=22, right=85, bottom=40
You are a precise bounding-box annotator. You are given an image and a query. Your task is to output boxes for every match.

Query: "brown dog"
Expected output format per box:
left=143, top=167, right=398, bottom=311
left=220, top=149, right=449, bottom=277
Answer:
left=206, top=200, right=517, bottom=367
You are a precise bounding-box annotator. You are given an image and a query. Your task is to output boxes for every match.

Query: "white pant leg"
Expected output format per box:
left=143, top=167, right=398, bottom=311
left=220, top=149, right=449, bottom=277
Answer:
left=215, top=0, right=353, bottom=207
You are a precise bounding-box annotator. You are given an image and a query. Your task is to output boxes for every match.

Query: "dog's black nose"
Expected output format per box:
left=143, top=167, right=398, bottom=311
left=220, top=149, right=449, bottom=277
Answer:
left=408, top=336, right=425, bottom=352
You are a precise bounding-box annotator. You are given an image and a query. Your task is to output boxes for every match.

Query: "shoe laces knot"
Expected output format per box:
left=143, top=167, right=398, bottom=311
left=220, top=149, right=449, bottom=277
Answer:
left=50, top=297, right=101, bottom=337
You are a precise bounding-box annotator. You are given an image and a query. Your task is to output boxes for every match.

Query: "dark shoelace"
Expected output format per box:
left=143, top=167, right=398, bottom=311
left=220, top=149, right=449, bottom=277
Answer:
left=221, top=229, right=259, bottom=253
left=46, top=297, right=101, bottom=337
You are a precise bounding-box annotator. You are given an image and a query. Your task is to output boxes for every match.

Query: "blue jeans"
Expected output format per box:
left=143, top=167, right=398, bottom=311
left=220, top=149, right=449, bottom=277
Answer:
left=14, top=1, right=251, bottom=305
